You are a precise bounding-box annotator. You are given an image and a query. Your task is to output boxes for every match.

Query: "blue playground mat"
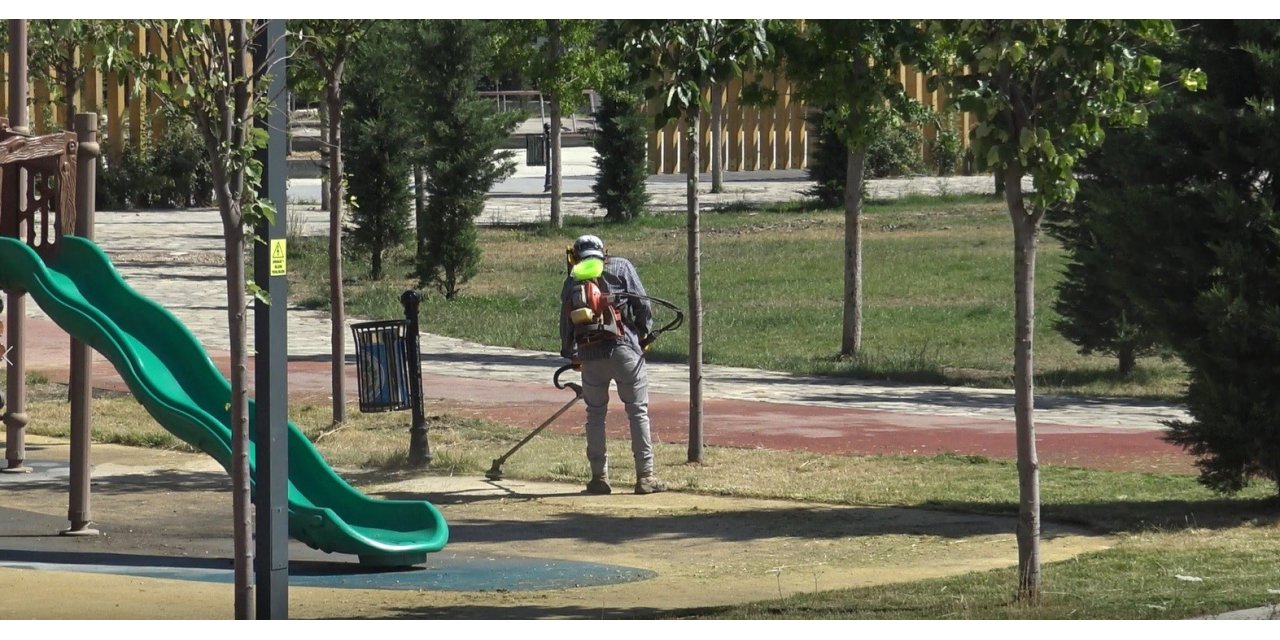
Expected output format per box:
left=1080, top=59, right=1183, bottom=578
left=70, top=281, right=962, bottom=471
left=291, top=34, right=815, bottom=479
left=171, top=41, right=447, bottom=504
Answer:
left=0, top=551, right=654, bottom=592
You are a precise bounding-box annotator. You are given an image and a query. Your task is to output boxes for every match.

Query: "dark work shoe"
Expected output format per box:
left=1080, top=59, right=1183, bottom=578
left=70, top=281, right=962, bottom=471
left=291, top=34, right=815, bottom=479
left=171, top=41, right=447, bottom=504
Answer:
left=634, top=475, right=667, bottom=495
left=585, top=476, right=612, bottom=495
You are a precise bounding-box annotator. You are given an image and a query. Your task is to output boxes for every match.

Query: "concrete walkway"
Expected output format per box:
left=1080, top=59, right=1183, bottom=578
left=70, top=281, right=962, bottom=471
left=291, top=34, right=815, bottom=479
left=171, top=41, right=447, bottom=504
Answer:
left=292, top=146, right=1030, bottom=225
left=9, top=167, right=1200, bottom=473
left=24, top=166, right=1187, bottom=434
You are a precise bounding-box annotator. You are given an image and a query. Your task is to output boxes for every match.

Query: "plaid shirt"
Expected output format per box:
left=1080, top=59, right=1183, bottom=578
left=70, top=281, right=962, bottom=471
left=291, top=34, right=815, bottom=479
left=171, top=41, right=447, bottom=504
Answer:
left=560, top=256, right=653, bottom=361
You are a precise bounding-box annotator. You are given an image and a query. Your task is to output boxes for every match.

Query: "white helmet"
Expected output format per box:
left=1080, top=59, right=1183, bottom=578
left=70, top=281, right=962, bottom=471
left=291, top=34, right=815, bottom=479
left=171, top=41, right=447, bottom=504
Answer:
left=573, top=234, right=605, bottom=261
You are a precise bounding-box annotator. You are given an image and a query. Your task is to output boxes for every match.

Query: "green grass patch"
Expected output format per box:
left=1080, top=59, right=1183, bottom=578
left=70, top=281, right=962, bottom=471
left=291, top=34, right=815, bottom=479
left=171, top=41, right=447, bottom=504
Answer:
left=291, top=195, right=1186, bottom=399
left=691, top=529, right=1280, bottom=619
left=19, top=390, right=1279, bottom=619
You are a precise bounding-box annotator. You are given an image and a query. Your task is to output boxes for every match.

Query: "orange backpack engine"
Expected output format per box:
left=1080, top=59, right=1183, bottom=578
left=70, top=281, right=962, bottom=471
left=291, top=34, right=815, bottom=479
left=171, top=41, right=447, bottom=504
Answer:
left=567, top=278, right=627, bottom=347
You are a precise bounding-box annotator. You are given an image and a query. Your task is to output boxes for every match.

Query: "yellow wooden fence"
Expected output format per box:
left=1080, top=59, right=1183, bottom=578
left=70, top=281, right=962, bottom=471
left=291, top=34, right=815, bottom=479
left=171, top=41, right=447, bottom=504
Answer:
left=5, top=30, right=973, bottom=175
left=1, top=24, right=167, bottom=163
left=647, top=65, right=977, bottom=175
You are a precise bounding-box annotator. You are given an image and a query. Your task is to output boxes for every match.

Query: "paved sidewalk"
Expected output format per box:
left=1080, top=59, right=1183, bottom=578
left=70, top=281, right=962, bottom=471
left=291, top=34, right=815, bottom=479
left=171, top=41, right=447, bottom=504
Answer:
left=13, top=168, right=1192, bottom=472
left=29, top=170, right=1187, bottom=432
left=291, top=146, right=1029, bottom=225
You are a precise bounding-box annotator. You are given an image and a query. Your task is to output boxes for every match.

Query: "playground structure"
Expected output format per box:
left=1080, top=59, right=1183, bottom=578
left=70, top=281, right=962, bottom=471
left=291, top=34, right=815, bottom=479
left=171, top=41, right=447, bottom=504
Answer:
left=0, top=21, right=447, bottom=568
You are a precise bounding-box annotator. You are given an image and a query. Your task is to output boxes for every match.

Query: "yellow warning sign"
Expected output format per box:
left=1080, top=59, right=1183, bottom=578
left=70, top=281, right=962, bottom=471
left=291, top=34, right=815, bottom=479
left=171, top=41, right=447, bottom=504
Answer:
left=270, top=239, right=287, bottom=276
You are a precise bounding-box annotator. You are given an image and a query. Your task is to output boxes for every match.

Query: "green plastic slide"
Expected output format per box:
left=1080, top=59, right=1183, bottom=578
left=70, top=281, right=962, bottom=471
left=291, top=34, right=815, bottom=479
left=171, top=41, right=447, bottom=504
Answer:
left=0, top=236, right=447, bottom=566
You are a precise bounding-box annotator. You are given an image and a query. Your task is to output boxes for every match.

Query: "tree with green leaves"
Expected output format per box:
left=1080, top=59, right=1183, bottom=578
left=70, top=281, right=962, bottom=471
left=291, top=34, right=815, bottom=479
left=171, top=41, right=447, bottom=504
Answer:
left=704, top=28, right=774, bottom=194
left=343, top=25, right=413, bottom=281
left=494, top=19, right=612, bottom=228
left=289, top=19, right=371, bottom=426
left=620, top=19, right=770, bottom=464
left=776, top=20, right=927, bottom=359
left=26, top=20, right=132, bottom=130
left=408, top=20, right=518, bottom=299
left=804, top=105, right=930, bottom=207
left=118, top=19, right=278, bottom=618
left=1060, top=20, right=1279, bottom=496
left=923, top=19, right=1195, bottom=601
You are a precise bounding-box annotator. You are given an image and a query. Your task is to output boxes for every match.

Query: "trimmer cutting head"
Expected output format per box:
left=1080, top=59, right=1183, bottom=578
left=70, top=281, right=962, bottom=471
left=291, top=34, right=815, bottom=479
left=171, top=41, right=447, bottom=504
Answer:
left=484, top=461, right=504, bottom=481
left=481, top=364, right=585, bottom=482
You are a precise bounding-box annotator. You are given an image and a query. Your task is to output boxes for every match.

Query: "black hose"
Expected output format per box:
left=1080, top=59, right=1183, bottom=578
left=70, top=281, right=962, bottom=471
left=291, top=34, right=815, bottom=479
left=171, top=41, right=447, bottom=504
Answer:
left=613, top=292, right=685, bottom=344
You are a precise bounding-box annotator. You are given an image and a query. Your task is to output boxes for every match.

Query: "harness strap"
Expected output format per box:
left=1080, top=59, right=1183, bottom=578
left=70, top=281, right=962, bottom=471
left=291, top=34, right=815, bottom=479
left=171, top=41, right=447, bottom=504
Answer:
left=569, top=277, right=627, bottom=347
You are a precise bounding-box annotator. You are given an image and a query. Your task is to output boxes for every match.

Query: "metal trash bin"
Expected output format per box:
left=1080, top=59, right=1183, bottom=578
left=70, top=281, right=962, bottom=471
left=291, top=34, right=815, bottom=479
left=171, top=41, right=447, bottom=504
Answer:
left=525, top=133, right=547, bottom=166
left=351, top=320, right=412, bottom=413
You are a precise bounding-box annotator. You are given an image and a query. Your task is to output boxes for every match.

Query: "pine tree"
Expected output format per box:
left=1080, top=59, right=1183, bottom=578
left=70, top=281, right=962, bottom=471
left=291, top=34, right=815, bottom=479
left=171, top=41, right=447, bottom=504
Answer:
left=343, top=24, right=413, bottom=280
left=592, top=88, right=650, bottom=222
left=1045, top=182, right=1162, bottom=377
left=803, top=108, right=847, bottom=208
left=407, top=20, right=518, bottom=299
left=1159, top=22, right=1280, bottom=495
left=1064, top=20, right=1280, bottom=494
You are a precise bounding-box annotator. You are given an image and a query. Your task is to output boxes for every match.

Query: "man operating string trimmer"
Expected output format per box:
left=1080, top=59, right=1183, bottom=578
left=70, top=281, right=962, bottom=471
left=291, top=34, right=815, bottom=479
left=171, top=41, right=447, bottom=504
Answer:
left=483, top=235, right=682, bottom=487
left=561, top=234, right=668, bottom=495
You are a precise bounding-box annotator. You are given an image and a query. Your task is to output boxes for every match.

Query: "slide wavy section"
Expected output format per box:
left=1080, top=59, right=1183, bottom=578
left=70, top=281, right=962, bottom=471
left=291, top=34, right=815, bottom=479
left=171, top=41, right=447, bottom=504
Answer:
left=0, top=236, right=447, bottom=566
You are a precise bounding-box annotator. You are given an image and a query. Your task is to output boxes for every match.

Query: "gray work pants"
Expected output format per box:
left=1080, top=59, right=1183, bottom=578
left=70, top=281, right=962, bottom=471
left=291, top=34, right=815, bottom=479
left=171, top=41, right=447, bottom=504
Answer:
left=581, top=345, right=653, bottom=478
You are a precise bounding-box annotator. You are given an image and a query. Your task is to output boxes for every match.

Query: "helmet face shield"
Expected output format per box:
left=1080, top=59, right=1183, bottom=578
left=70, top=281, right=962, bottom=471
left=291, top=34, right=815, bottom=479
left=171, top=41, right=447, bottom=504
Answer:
left=573, top=234, right=605, bottom=261
left=571, top=257, right=604, bottom=281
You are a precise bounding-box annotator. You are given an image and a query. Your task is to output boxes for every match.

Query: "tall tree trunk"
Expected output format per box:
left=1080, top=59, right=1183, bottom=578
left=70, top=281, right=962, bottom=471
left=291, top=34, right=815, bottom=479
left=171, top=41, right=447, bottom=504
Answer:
left=226, top=19, right=254, bottom=619
left=319, top=100, right=330, bottom=211
left=841, top=141, right=866, bottom=357
left=550, top=97, right=563, bottom=228
left=548, top=19, right=563, bottom=228
left=208, top=142, right=252, bottom=617
left=1118, top=345, right=1136, bottom=378
left=222, top=217, right=253, bottom=620
left=710, top=83, right=725, bottom=194
left=414, top=163, right=426, bottom=263
left=326, top=69, right=347, bottom=425
left=686, top=107, right=704, bottom=464
left=1006, top=164, right=1042, bottom=602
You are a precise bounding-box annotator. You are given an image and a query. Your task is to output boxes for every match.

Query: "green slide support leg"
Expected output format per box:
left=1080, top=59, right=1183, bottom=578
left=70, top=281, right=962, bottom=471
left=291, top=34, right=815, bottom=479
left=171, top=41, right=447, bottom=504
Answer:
left=0, top=237, right=447, bottom=566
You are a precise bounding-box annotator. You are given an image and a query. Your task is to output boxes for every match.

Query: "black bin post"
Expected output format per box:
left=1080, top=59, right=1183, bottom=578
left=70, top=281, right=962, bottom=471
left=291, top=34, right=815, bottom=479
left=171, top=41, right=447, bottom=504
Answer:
left=350, top=290, right=430, bottom=465
left=542, top=122, right=552, bottom=192
left=401, top=290, right=431, bottom=466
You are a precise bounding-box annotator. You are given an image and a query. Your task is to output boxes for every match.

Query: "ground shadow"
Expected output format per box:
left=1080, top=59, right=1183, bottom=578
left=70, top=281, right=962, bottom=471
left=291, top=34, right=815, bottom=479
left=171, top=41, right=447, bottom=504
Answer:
left=704, top=199, right=829, bottom=215
left=1034, top=366, right=1185, bottom=402
left=359, top=603, right=669, bottom=620
left=379, top=482, right=1279, bottom=544
left=923, top=495, right=1280, bottom=535
left=427, top=350, right=560, bottom=369
left=285, top=351, right=560, bottom=370
left=371, top=493, right=1047, bottom=545
left=112, top=261, right=227, bottom=280
left=1, top=467, right=229, bottom=494
left=0, top=548, right=411, bottom=577
left=418, top=482, right=589, bottom=504
left=708, top=371, right=1184, bottom=414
